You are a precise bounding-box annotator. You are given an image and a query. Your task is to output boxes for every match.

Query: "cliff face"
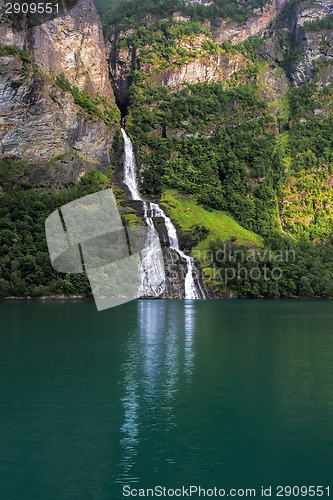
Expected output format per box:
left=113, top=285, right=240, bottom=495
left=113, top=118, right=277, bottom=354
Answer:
left=269, top=0, right=333, bottom=85
left=109, top=34, right=246, bottom=104
left=159, top=52, right=246, bottom=88
left=109, top=33, right=136, bottom=113
left=213, top=0, right=288, bottom=44
left=109, top=0, right=333, bottom=106
left=0, top=0, right=118, bottom=173
left=31, top=0, right=113, bottom=99
left=109, top=0, right=289, bottom=105
left=140, top=32, right=248, bottom=89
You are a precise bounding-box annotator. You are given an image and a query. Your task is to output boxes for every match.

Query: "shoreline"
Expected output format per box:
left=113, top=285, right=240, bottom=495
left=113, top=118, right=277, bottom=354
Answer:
left=2, top=295, right=90, bottom=302
left=1, top=295, right=332, bottom=302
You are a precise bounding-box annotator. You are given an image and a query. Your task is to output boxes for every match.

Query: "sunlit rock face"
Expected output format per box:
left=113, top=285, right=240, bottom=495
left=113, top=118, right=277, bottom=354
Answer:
left=0, top=56, right=113, bottom=165
left=0, top=0, right=117, bottom=167
left=108, top=0, right=290, bottom=104
left=31, top=0, right=113, bottom=99
left=296, top=0, right=333, bottom=28
left=212, top=0, right=289, bottom=44
left=158, top=52, right=246, bottom=88
left=292, top=1, right=333, bottom=86
left=291, top=29, right=333, bottom=86
left=137, top=32, right=247, bottom=89
left=109, top=35, right=247, bottom=100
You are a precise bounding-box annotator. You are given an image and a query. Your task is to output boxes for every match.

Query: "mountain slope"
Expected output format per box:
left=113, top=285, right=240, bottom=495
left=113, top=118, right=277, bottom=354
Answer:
left=1, top=0, right=333, bottom=299
left=0, top=0, right=120, bottom=298
left=103, top=0, right=333, bottom=297
left=105, top=0, right=333, bottom=238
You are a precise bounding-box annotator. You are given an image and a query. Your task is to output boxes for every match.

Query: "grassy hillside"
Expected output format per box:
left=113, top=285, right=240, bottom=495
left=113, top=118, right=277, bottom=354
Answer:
left=160, top=190, right=263, bottom=253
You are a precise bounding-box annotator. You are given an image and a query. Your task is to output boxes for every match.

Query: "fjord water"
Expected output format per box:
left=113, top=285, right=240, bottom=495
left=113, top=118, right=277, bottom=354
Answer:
left=1, top=300, right=333, bottom=499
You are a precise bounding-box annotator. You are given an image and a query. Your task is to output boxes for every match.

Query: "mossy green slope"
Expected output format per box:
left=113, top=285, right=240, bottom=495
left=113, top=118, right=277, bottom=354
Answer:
left=160, top=190, right=263, bottom=253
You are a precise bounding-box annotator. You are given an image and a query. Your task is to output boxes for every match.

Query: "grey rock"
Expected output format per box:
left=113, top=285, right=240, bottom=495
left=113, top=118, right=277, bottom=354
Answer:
left=0, top=0, right=118, bottom=168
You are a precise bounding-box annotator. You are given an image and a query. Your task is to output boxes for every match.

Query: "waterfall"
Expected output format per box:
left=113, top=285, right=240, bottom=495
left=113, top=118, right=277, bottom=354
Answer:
left=121, top=128, right=203, bottom=300
left=138, top=202, right=166, bottom=297
left=149, top=203, right=201, bottom=300
left=121, top=129, right=142, bottom=201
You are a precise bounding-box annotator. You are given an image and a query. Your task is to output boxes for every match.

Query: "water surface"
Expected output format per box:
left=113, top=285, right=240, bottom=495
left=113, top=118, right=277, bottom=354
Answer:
left=1, top=300, right=333, bottom=499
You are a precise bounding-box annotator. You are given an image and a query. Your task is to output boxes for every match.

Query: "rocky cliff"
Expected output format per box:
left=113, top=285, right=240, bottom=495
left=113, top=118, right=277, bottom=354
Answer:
left=109, top=0, right=333, bottom=108
left=259, top=0, right=333, bottom=86
left=0, top=0, right=119, bottom=176
left=108, top=0, right=294, bottom=109
left=212, top=0, right=289, bottom=43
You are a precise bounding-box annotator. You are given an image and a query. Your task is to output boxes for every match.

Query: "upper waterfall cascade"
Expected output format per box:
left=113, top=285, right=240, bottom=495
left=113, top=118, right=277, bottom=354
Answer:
left=121, top=128, right=204, bottom=300
left=122, top=129, right=142, bottom=201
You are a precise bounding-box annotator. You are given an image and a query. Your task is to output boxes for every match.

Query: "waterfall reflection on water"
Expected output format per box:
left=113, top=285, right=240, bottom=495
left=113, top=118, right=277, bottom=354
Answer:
left=115, top=301, right=196, bottom=484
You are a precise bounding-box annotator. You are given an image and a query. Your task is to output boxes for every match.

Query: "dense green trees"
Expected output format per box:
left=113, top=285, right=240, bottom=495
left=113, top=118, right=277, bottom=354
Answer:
left=281, top=83, right=333, bottom=241
left=209, top=238, right=333, bottom=299
left=0, top=170, right=110, bottom=298
left=116, top=19, right=209, bottom=71
left=100, top=0, right=268, bottom=34
left=127, top=81, right=282, bottom=237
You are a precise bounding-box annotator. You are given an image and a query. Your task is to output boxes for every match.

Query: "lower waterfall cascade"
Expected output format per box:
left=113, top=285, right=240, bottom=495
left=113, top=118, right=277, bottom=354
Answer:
left=121, top=128, right=205, bottom=300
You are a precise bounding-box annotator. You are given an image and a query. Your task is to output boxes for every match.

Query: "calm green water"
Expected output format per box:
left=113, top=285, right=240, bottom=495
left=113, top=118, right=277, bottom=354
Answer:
left=1, top=300, right=333, bottom=499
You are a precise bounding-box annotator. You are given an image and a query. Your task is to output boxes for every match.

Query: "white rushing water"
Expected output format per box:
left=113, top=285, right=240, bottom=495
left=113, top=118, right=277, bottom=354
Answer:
left=121, top=129, right=142, bottom=201
left=150, top=203, right=200, bottom=300
left=121, top=128, right=202, bottom=300
left=138, top=202, right=166, bottom=297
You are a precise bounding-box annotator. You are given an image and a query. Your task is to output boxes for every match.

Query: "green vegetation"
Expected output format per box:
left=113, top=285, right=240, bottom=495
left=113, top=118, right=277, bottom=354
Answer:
left=122, top=213, right=142, bottom=227
left=114, top=17, right=263, bottom=74
left=0, top=168, right=111, bottom=298
left=55, top=73, right=120, bottom=126
left=117, top=19, right=210, bottom=71
left=0, top=44, right=31, bottom=63
left=128, top=80, right=283, bottom=238
left=221, top=37, right=264, bottom=62
left=201, top=80, right=333, bottom=297
left=303, top=15, right=333, bottom=32
left=49, top=92, right=61, bottom=107
left=101, top=0, right=268, bottom=34
left=161, top=189, right=263, bottom=253
left=210, top=238, right=333, bottom=298
left=280, top=83, right=333, bottom=241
